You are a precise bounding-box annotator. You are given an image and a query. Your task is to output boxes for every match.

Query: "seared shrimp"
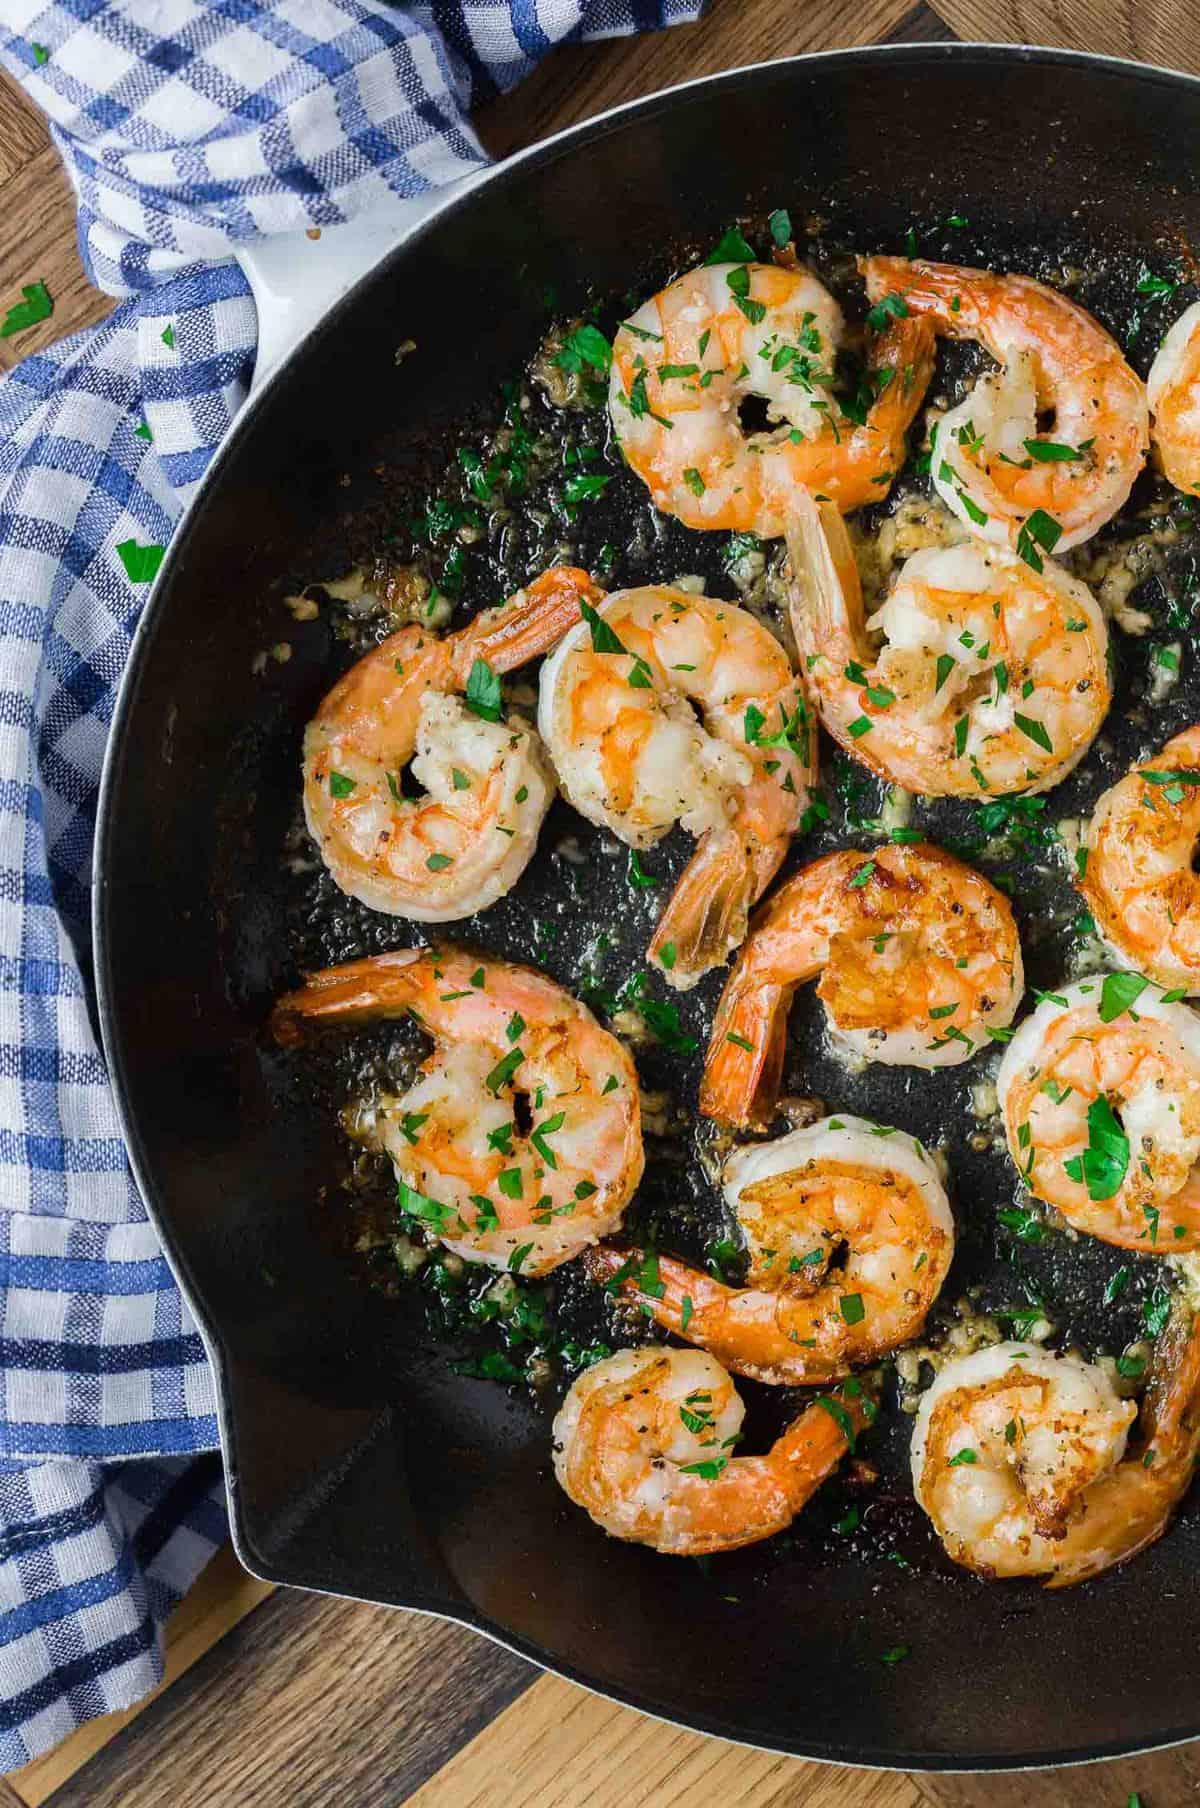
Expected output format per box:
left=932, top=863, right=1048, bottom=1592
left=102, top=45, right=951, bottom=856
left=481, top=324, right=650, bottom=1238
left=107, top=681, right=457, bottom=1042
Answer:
left=552, top=1346, right=873, bottom=1554
left=538, top=587, right=812, bottom=988
left=861, top=257, right=1148, bottom=551
left=912, top=1310, right=1200, bottom=1584
left=787, top=492, right=1109, bottom=796
left=1147, top=299, right=1200, bottom=494
left=702, top=843, right=1024, bottom=1127
left=586, top=1116, right=954, bottom=1384
left=1082, top=728, right=1200, bottom=990
left=610, top=261, right=934, bottom=534
left=304, top=566, right=601, bottom=920
left=997, top=976, right=1200, bottom=1251
left=271, top=948, right=643, bottom=1275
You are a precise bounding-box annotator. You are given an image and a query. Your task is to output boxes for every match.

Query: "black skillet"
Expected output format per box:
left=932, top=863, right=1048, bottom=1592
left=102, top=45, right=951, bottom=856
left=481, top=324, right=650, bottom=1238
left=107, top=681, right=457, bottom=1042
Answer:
left=94, top=44, right=1200, bottom=1770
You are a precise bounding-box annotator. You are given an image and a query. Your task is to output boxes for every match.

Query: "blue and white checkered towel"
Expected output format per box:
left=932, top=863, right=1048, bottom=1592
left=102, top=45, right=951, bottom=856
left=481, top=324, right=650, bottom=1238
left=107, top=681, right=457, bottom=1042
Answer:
left=0, top=0, right=700, bottom=1767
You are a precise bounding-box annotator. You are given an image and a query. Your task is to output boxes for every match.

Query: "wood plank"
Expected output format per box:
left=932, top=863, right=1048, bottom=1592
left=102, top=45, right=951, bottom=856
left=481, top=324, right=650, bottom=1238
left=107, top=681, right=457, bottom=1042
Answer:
left=879, top=3, right=957, bottom=41
left=933, top=0, right=1200, bottom=71
left=921, top=1743, right=1200, bottom=1807
left=5, top=1547, right=274, bottom=1808
left=36, top=1592, right=534, bottom=1808
left=404, top=1671, right=931, bottom=1808
left=474, top=0, right=925, bottom=160
left=0, top=68, right=46, bottom=189
left=0, top=137, right=113, bottom=371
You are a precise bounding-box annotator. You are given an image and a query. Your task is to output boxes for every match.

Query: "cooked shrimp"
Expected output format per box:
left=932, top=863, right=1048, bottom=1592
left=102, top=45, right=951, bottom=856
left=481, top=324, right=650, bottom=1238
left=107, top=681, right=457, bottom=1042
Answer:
left=996, top=976, right=1200, bottom=1251
left=861, top=257, right=1148, bottom=551
left=786, top=490, right=1109, bottom=795
left=702, top=843, right=1023, bottom=1127
left=911, top=1309, right=1200, bottom=1584
left=551, top=1346, right=873, bottom=1554
left=1081, top=728, right=1200, bottom=990
left=610, top=261, right=934, bottom=534
left=1147, top=299, right=1200, bottom=495
left=538, top=587, right=813, bottom=988
left=303, top=566, right=601, bottom=920
left=586, top=1115, right=953, bottom=1384
left=271, top=947, right=643, bottom=1275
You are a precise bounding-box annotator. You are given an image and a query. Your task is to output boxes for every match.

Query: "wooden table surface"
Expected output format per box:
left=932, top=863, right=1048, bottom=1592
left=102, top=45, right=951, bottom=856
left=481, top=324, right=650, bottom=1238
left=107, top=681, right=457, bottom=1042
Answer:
left=4, top=0, right=1200, bottom=1802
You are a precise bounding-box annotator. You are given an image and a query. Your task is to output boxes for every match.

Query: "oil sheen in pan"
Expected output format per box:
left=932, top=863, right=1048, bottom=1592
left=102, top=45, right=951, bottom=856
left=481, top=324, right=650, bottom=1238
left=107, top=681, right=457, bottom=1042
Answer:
left=248, top=211, right=1200, bottom=1579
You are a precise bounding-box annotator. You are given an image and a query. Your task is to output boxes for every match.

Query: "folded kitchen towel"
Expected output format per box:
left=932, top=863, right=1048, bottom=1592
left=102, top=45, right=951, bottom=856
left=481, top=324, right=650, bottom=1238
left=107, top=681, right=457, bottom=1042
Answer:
left=0, top=0, right=701, bottom=1767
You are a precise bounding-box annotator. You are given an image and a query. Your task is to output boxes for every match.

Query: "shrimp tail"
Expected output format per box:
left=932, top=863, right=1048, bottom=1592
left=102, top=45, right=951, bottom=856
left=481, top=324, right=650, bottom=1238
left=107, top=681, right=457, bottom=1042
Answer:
left=666, top=1374, right=876, bottom=1555
left=858, top=255, right=980, bottom=334
left=1144, top=1302, right=1200, bottom=1461
left=649, top=830, right=758, bottom=991
left=584, top=1244, right=733, bottom=1337
left=1045, top=1304, right=1200, bottom=1590
left=871, top=312, right=937, bottom=434
left=270, top=946, right=425, bottom=1045
left=699, top=963, right=790, bottom=1129
left=786, top=489, right=868, bottom=661
left=587, top=1243, right=858, bottom=1386
left=453, top=566, right=604, bottom=679
left=773, top=1373, right=878, bottom=1484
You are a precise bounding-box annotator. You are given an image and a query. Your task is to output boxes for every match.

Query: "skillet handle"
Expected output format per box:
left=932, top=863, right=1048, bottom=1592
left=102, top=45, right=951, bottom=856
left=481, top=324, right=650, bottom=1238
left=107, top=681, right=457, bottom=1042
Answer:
left=236, top=172, right=487, bottom=392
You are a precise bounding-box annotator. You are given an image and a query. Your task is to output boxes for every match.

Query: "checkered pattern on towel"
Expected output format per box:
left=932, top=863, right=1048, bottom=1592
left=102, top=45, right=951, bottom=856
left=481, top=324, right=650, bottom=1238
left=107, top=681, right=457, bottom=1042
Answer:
left=0, top=0, right=700, bottom=1765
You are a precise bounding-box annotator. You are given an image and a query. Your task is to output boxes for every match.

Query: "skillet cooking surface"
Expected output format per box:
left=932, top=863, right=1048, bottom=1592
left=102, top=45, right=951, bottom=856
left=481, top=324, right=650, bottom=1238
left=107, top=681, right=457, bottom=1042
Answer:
left=97, top=46, right=1200, bottom=1768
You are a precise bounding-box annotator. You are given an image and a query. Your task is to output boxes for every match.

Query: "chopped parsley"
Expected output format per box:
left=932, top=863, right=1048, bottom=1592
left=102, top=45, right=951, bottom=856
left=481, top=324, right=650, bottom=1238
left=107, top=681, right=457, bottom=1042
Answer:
left=485, top=1047, right=525, bottom=1094
left=1063, top=1095, right=1129, bottom=1201
left=864, top=292, right=909, bottom=333
left=564, top=472, right=613, bottom=504
left=579, top=597, right=628, bottom=656
left=464, top=658, right=502, bottom=721
left=1022, top=439, right=1083, bottom=463
left=1099, top=971, right=1149, bottom=1023
left=1, top=280, right=53, bottom=339
left=1015, top=508, right=1063, bottom=572
left=397, top=1178, right=456, bottom=1231
left=725, top=264, right=766, bottom=324
left=997, top=1205, right=1045, bottom=1244
left=554, top=323, right=612, bottom=376
left=531, top=1111, right=566, bottom=1169
left=116, top=540, right=166, bottom=584
left=704, top=227, right=756, bottom=265
left=1014, top=712, right=1052, bottom=754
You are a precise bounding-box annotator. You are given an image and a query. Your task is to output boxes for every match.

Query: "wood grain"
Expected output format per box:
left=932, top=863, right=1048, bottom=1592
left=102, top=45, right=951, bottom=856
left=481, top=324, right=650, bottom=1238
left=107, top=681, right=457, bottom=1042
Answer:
left=474, top=0, right=924, bottom=159
left=933, top=0, right=1200, bottom=69
left=0, top=130, right=113, bottom=372
left=35, top=1591, right=533, bottom=1808
left=405, top=1673, right=932, bottom=1808
left=0, top=71, right=45, bottom=189
left=923, top=1751, right=1200, bottom=1806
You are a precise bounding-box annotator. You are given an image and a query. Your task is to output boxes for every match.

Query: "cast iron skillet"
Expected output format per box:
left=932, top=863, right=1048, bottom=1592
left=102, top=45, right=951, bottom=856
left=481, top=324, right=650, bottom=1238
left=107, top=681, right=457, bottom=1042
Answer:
left=95, top=44, right=1200, bottom=1770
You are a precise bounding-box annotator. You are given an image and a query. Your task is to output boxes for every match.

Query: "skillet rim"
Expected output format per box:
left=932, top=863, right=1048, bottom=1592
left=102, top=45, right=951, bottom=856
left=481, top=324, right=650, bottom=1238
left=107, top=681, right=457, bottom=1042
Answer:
left=93, top=40, right=1200, bottom=1771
